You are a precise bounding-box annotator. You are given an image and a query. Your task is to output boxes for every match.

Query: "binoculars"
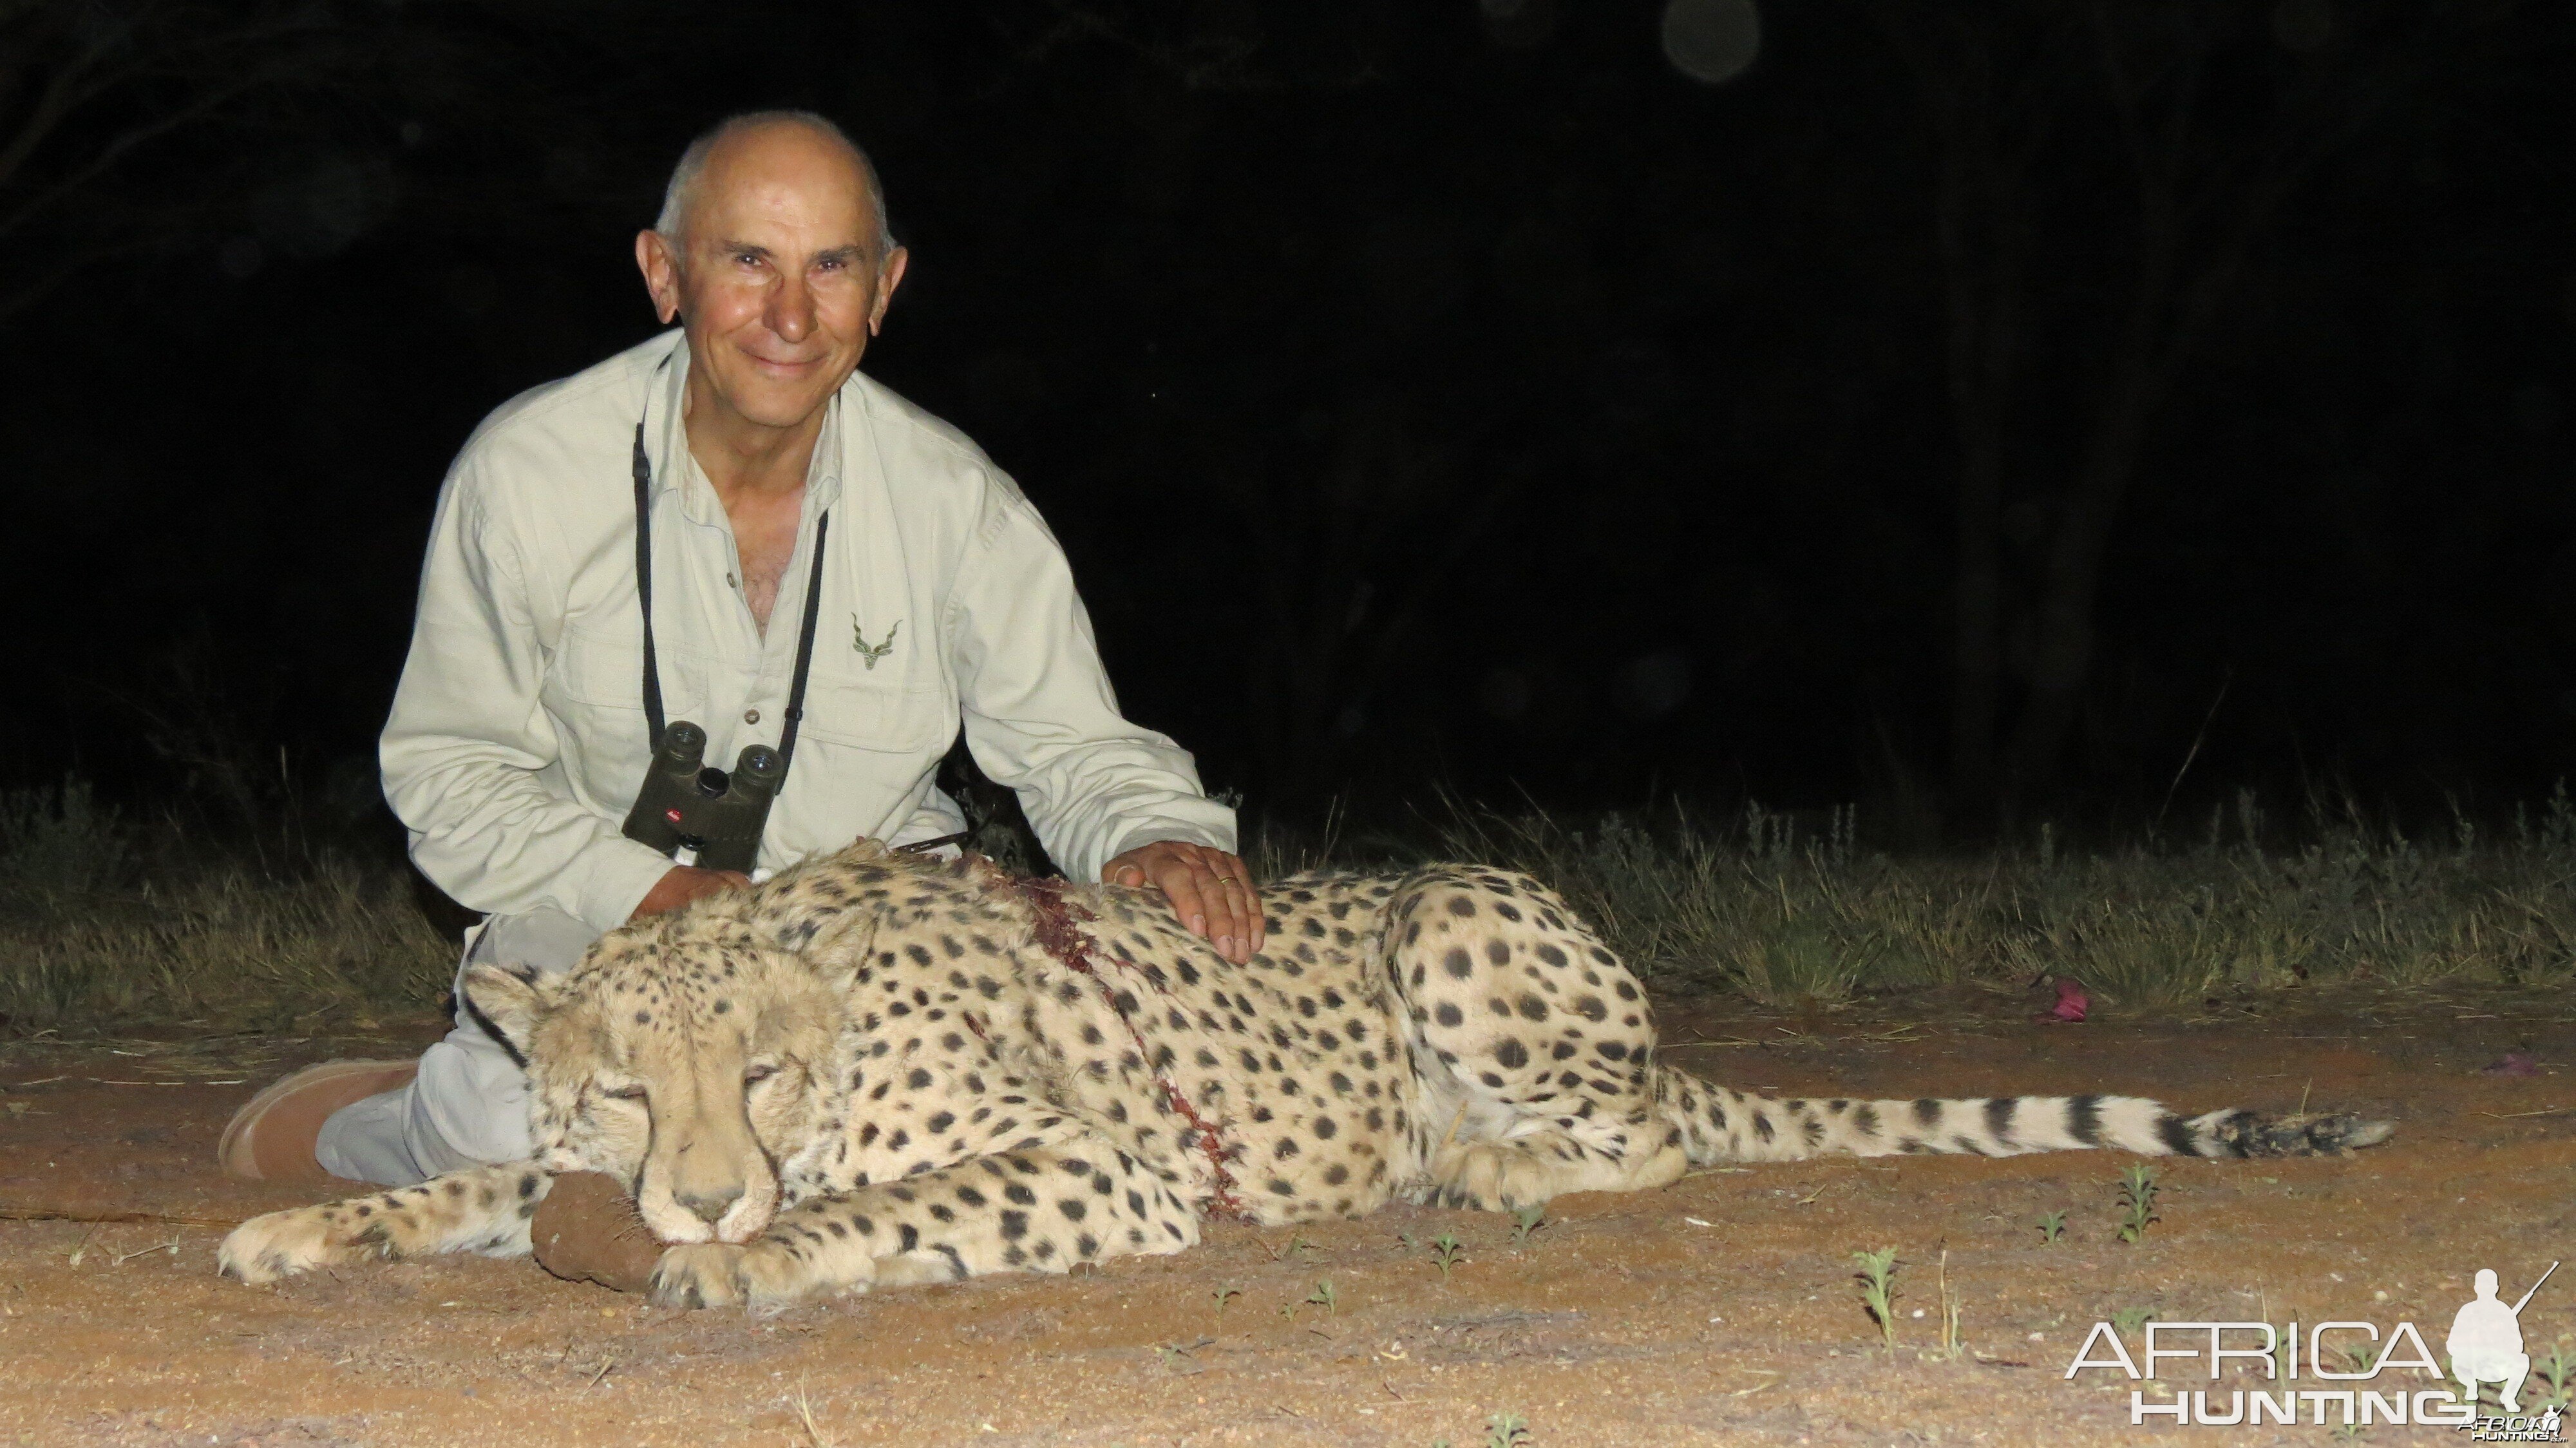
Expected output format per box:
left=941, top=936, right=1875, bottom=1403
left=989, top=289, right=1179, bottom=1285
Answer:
left=620, top=721, right=782, bottom=875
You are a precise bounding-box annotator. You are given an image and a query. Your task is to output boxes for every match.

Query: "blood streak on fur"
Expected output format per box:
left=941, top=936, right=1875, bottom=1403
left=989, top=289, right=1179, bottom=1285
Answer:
left=1015, top=872, right=1249, bottom=1221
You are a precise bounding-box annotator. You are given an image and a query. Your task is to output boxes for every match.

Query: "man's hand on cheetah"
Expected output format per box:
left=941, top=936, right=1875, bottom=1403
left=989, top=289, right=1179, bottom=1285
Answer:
left=1104, top=839, right=1262, bottom=964
left=630, top=865, right=753, bottom=922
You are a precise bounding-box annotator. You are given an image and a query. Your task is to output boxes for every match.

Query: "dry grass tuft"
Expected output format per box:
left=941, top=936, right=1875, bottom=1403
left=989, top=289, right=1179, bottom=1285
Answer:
left=0, top=780, right=450, bottom=1033
left=7, top=776, right=2575, bottom=1033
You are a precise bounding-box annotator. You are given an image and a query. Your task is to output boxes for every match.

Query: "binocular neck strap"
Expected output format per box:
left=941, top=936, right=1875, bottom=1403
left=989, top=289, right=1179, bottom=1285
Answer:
left=632, top=422, right=667, bottom=747
left=632, top=419, right=832, bottom=780
left=775, top=511, right=829, bottom=783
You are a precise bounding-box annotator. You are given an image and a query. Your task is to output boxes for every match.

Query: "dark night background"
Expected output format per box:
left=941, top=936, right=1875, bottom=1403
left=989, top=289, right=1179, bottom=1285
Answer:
left=2, top=0, right=2570, bottom=849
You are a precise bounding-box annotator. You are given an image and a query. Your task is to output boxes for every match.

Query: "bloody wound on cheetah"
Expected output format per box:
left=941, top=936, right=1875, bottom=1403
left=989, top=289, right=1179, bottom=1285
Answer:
left=218, top=841, right=2394, bottom=1308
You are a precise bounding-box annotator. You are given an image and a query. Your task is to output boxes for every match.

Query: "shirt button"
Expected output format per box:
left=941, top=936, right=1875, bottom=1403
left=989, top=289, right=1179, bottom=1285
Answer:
left=744, top=709, right=761, bottom=725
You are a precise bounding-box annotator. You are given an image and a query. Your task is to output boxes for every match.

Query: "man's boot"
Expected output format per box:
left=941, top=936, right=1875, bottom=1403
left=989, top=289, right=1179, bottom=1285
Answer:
left=217, top=1060, right=419, bottom=1183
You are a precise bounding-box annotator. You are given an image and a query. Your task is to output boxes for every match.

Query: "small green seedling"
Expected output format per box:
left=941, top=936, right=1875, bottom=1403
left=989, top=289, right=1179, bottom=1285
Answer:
left=2036, top=1211, right=2066, bottom=1244
left=1851, top=1246, right=1900, bottom=1357
left=1211, top=1285, right=1241, bottom=1317
left=2115, top=1165, right=2160, bottom=1244
left=1510, top=1206, right=1548, bottom=1247
left=1306, top=1279, right=1338, bottom=1316
left=1262, top=1234, right=1318, bottom=1262
left=1431, top=1233, right=1466, bottom=1281
left=2536, top=1335, right=2574, bottom=1411
left=2110, top=1306, right=2155, bottom=1338
left=1486, top=1411, right=1530, bottom=1448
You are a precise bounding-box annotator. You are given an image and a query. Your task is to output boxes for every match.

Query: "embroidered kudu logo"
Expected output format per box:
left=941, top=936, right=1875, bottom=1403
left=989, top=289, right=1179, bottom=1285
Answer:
left=851, top=615, right=901, bottom=669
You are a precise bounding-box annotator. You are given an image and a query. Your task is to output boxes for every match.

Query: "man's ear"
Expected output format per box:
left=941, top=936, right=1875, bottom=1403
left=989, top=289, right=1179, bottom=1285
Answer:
left=635, top=228, right=684, bottom=325
left=460, top=963, right=552, bottom=1067
left=867, top=246, right=908, bottom=336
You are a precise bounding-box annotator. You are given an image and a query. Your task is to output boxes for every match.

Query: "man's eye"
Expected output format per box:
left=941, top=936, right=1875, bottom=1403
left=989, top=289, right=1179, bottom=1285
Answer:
left=602, top=1084, right=647, bottom=1101
left=744, top=1064, right=781, bottom=1087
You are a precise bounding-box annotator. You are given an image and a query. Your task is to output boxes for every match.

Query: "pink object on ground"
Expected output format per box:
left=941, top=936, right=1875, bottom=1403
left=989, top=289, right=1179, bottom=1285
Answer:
left=2479, top=1051, right=2541, bottom=1078
left=2034, top=978, right=2088, bottom=1024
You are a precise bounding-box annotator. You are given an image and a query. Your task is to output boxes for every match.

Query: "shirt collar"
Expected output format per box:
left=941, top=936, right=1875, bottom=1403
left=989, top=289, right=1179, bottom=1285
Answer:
left=643, top=332, right=848, bottom=522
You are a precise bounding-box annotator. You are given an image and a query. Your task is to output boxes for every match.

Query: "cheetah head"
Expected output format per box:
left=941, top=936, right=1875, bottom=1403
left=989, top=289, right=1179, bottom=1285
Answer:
left=462, top=900, right=869, bottom=1246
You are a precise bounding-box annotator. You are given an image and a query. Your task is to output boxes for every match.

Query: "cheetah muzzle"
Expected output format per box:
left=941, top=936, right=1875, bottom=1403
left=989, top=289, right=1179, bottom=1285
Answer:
left=217, top=841, right=2394, bottom=1309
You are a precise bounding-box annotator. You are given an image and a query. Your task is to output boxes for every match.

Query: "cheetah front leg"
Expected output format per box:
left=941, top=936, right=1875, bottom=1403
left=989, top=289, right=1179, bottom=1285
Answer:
left=218, top=1163, right=552, bottom=1284
left=649, top=1136, right=1199, bottom=1311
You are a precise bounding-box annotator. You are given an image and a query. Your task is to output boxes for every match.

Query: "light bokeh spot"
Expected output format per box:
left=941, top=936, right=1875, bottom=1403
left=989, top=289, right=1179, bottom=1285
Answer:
left=1662, top=0, right=1761, bottom=86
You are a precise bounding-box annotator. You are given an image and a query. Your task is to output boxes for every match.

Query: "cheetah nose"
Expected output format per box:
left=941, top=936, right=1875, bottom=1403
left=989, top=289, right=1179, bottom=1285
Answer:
left=676, top=1185, right=743, bottom=1226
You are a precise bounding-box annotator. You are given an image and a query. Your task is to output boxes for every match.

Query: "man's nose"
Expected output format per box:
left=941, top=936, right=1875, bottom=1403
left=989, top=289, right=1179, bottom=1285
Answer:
left=766, top=273, right=815, bottom=343
left=676, top=1183, right=743, bottom=1226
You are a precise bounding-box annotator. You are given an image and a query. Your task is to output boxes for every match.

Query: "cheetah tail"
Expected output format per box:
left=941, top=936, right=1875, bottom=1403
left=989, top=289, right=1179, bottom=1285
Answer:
left=1653, top=1067, right=2394, bottom=1164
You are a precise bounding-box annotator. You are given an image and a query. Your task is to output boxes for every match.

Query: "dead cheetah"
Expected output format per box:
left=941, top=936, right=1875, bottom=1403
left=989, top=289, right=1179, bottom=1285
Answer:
left=218, top=841, right=2392, bottom=1308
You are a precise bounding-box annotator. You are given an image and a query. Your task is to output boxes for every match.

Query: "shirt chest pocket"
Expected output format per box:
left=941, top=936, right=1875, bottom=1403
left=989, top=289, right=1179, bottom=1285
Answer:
left=545, top=627, right=708, bottom=808
left=793, top=674, right=953, bottom=756
left=549, top=625, right=718, bottom=715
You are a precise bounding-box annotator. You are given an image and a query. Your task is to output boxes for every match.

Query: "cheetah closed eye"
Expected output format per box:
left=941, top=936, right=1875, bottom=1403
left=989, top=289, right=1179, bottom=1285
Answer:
left=218, top=840, right=2394, bottom=1310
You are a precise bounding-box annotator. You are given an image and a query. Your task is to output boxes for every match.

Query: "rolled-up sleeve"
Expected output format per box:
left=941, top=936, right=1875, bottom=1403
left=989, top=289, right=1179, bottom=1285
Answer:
left=945, top=478, right=1236, bottom=884
left=381, top=464, right=672, bottom=931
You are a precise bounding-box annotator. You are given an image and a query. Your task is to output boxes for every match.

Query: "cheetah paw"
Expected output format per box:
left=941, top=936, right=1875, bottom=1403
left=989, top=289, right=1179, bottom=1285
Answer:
left=649, top=1239, right=855, bottom=1311
left=218, top=1206, right=368, bottom=1284
left=1430, top=1143, right=1548, bottom=1212
left=648, top=1243, right=750, bottom=1309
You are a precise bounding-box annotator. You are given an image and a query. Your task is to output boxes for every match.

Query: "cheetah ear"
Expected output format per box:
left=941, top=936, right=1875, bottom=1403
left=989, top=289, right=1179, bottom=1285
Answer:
left=461, top=962, right=555, bottom=1067
left=802, top=911, right=882, bottom=999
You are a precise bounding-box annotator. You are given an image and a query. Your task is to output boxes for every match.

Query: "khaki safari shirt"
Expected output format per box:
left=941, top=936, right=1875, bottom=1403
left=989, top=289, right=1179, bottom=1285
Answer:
left=383, top=330, right=1235, bottom=931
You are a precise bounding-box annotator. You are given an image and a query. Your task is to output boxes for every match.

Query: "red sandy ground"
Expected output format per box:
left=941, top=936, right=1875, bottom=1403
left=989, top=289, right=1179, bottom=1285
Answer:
left=0, top=982, right=2568, bottom=1447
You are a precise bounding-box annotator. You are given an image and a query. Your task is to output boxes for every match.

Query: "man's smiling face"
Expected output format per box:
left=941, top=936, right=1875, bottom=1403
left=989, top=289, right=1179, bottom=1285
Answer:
left=638, top=120, right=905, bottom=435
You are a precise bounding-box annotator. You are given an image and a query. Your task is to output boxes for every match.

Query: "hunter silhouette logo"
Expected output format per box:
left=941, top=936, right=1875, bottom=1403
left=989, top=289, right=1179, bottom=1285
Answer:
left=851, top=615, right=900, bottom=669
left=2451, top=1261, right=2558, bottom=1413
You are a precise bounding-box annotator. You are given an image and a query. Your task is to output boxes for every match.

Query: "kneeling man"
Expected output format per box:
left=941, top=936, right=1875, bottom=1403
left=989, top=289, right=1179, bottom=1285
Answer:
left=219, top=111, right=1260, bottom=1209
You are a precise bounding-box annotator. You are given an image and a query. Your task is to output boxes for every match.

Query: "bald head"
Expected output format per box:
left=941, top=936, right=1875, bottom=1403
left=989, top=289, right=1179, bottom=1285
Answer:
left=656, top=111, right=895, bottom=262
